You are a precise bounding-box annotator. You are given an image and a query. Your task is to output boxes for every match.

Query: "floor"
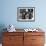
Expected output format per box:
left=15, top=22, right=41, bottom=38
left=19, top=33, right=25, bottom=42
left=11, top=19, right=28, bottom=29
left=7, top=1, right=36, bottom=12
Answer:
left=0, top=44, right=2, bottom=46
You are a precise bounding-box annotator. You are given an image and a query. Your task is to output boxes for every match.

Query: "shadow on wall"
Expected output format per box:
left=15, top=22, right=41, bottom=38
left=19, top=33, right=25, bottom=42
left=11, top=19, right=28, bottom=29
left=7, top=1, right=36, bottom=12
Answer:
left=0, top=24, right=7, bottom=43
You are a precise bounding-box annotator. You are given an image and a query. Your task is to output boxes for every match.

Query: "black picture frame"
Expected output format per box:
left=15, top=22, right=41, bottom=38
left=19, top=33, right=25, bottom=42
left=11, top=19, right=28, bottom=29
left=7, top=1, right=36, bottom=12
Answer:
left=17, top=7, right=35, bottom=22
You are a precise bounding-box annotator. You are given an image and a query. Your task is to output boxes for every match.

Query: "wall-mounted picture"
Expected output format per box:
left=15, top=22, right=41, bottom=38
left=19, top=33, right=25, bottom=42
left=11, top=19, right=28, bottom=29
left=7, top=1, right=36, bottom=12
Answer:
left=17, top=7, right=35, bottom=22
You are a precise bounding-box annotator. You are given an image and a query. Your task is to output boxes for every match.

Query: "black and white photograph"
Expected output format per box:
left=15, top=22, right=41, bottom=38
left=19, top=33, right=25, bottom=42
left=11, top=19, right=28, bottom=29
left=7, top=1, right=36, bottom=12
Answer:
left=17, top=7, right=35, bottom=22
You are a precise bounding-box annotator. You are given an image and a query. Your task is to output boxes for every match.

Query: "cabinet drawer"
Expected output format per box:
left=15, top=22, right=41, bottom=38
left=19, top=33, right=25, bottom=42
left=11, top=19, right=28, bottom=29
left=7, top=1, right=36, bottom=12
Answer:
left=3, top=32, right=23, bottom=36
left=3, top=43, right=15, bottom=46
left=32, top=36, right=45, bottom=44
left=32, top=44, right=44, bottom=46
left=24, top=32, right=44, bottom=36
left=3, top=43, right=23, bottom=46
left=3, top=36, right=23, bottom=44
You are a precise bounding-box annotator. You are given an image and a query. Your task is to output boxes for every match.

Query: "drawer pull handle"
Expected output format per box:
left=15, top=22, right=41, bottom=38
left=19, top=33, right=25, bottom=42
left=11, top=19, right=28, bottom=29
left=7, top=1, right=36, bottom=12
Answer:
left=9, top=38, right=13, bottom=40
left=9, top=38, right=12, bottom=40
left=32, top=39, right=36, bottom=40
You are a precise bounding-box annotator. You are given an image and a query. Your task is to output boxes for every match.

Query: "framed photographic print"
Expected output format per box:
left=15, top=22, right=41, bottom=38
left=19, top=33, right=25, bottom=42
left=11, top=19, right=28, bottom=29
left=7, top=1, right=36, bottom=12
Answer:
left=17, top=7, right=35, bottom=22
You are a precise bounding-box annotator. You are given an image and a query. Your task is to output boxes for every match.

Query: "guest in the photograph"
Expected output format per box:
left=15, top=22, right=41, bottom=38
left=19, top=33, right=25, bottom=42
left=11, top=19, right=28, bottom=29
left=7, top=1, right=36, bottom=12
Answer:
left=28, top=9, right=33, bottom=19
left=20, top=9, right=26, bottom=19
left=22, top=11, right=26, bottom=19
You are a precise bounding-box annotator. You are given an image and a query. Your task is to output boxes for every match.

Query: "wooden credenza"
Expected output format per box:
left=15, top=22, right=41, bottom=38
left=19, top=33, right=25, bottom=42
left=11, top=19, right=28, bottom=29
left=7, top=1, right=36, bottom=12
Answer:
left=2, top=32, right=45, bottom=46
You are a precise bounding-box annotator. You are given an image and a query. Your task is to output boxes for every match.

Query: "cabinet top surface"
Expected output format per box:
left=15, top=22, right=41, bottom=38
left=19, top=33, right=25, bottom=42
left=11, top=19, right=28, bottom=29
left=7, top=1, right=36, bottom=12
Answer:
left=4, top=29, right=45, bottom=32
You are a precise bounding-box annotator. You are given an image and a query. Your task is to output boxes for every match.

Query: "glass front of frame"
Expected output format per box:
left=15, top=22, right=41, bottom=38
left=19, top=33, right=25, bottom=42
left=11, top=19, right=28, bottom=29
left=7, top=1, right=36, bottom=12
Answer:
left=17, top=7, right=35, bottom=22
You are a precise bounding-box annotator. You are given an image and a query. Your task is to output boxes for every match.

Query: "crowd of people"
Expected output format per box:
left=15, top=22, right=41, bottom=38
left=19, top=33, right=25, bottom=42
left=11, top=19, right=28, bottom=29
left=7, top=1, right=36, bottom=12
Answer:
left=20, top=9, right=33, bottom=19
